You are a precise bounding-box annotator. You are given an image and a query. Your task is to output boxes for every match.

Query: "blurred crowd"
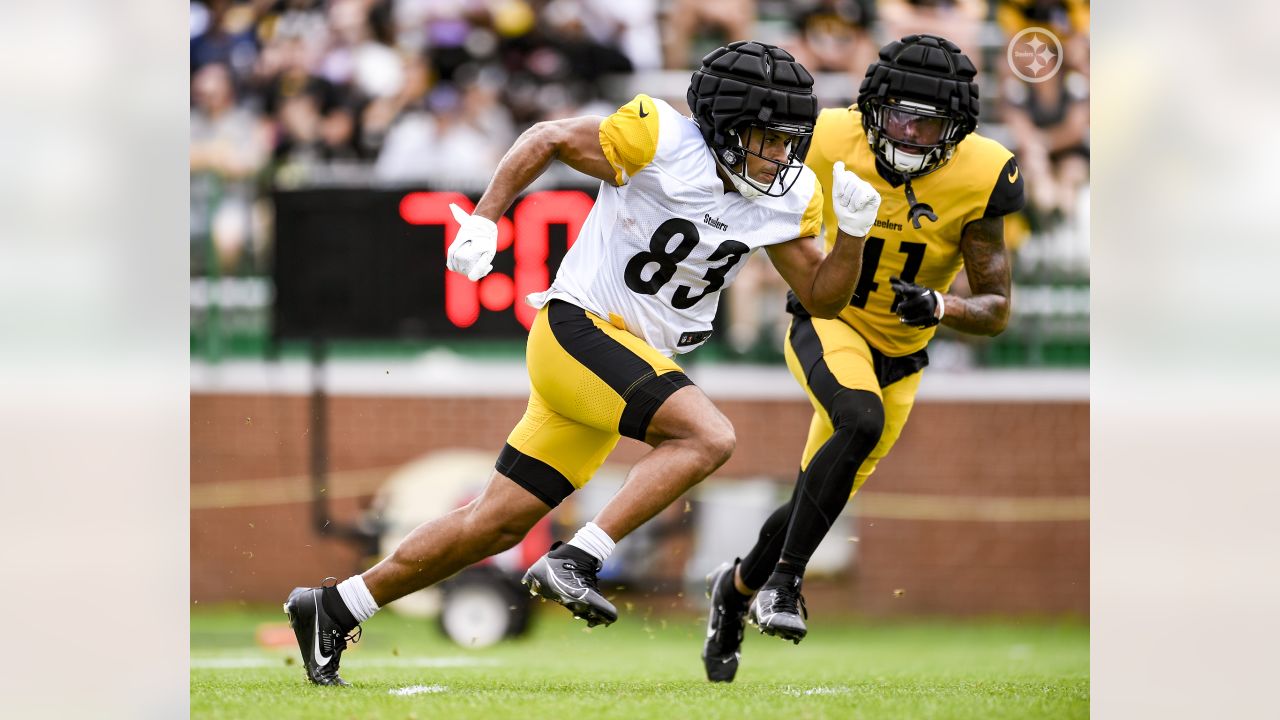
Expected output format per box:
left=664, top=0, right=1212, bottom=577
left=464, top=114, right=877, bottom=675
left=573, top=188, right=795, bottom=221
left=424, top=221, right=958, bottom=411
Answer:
left=191, top=0, right=1089, bottom=357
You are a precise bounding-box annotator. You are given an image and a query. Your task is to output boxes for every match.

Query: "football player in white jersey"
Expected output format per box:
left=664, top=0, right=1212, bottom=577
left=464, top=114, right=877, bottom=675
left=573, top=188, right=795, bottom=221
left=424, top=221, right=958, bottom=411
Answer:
left=283, top=41, right=882, bottom=686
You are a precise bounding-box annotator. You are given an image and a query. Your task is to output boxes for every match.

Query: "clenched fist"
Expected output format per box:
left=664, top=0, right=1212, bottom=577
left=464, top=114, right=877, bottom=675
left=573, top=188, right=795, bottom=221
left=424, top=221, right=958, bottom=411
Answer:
left=830, top=161, right=882, bottom=237
left=889, top=276, right=945, bottom=328
left=445, top=203, right=497, bottom=281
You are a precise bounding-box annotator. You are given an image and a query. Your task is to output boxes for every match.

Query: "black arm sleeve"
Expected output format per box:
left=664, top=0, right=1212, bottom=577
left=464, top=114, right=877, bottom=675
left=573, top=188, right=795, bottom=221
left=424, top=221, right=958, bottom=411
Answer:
left=983, top=155, right=1026, bottom=218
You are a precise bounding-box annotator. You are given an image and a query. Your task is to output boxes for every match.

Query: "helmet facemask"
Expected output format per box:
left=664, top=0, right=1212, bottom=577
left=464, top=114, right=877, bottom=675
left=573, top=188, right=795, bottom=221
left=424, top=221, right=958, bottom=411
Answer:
left=714, top=120, right=814, bottom=199
left=865, top=98, right=962, bottom=178
left=854, top=34, right=980, bottom=227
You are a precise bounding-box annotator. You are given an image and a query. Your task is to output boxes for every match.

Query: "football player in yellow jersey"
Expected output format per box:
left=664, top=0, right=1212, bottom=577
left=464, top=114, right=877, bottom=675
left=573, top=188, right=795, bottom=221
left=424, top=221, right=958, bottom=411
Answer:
left=282, top=41, right=886, bottom=686
left=702, top=35, right=1025, bottom=682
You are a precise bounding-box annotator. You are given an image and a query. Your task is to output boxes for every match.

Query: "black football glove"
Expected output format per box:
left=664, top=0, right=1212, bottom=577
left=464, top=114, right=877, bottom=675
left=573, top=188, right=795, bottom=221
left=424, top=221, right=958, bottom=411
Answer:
left=889, top=276, right=944, bottom=328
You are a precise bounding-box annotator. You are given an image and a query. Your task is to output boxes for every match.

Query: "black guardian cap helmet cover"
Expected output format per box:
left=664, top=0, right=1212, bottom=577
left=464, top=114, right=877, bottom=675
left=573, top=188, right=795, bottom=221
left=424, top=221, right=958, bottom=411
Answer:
left=688, top=41, right=818, bottom=198
left=856, top=34, right=979, bottom=180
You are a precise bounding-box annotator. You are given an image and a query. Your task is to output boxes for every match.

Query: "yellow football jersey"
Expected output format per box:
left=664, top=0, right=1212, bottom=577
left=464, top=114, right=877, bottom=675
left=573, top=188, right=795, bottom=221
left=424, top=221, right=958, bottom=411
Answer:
left=806, top=107, right=1024, bottom=356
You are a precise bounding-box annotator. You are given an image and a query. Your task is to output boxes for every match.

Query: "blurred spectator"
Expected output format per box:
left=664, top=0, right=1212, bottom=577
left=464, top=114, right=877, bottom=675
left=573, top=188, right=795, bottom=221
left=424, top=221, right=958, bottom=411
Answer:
left=190, top=63, right=271, bottom=274
left=362, top=51, right=434, bottom=159
left=1001, top=66, right=1088, bottom=226
left=499, top=1, right=635, bottom=125
left=320, top=0, right=405, bottom=101
left=785, top=0, right=878, bottom=80
left=259, top=35, right=363, bottom=167
left=374, top=73, right=516, bottom=188
left=997, top=0, right=1089, bottom=75
left=877, top=0, right=986, bottom=71
left=417, top=1, right=492, bottom=86
left=256, top=0, right=330, bottom=54
left=574, top=0, right=664, bottom=71
left=997, top=0, right=1088, bottom=226
left=191, top=0, right=266, bottom=88
left=661, top=0, right=757, bottom=70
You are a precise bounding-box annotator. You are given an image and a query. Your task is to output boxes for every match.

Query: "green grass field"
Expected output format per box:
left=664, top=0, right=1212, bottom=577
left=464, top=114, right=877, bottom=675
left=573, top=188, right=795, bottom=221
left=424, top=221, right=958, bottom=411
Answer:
left=192, top=604, right=1088, bottom=719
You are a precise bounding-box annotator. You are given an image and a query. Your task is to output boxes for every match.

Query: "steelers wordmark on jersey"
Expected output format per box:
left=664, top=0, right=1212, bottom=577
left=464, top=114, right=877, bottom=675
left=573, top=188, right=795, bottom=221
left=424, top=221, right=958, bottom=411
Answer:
left=529, top=94, right=823, bottom=358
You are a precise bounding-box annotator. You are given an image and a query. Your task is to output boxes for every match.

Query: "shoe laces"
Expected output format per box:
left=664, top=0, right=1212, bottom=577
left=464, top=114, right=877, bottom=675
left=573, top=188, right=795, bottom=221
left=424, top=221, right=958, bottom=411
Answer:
left=561, top=559, right=602, bottom=593
left=317, top=578, right=363, bottom=654
left=772, top=582, right=808, bottom=619
left=343, top=625, right=362, bottom=646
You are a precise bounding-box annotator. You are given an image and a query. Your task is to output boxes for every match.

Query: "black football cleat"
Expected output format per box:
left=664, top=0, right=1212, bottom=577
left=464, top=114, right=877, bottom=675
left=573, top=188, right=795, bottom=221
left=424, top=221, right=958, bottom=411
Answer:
left=748, top=575, right=808, bottom=644
left=521, top=542, right=618, bottom=627
left=283, top=580, right=360, bottom=686
left=702, top=560, right=749, bottom=682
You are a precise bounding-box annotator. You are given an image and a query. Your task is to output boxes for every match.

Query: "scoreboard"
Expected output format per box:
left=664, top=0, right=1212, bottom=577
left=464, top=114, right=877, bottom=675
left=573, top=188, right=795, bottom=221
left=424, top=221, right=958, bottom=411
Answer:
left=272, top=188, right=596, bottom=341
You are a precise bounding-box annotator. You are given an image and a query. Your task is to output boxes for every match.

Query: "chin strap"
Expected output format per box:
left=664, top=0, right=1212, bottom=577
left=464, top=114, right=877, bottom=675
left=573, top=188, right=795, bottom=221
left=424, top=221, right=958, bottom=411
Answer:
left=728, top=171, right=766, bottom=199
left=903, top=177, right=937, bottom=229
left=716, top=155, right=767, bottom=199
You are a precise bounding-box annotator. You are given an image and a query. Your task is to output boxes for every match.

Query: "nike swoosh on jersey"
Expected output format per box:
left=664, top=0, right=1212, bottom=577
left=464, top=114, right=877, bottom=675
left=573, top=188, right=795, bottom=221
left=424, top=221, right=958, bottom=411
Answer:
left=638, top=101, right=649, bottom=118
left=1007, top=166, right=1019, bottom=183
left=312, top=595, right=332, bottom=666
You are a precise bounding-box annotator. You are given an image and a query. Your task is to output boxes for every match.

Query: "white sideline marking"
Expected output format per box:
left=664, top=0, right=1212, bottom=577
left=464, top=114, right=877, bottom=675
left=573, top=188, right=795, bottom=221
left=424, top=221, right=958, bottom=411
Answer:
left=192, top=359, right=1089, bottom=401
left=781, top=686, right=850, bottom=696
left=191, top=656, right=499, bottom=669
left=389, top=684, right=448, bottom=696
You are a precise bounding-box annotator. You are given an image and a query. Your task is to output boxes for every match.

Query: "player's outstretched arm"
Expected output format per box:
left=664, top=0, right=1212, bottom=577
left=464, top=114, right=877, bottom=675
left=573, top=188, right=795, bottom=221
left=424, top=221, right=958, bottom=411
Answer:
left=941, top=215, right=1011, bottom=336
left=446, top=116, right=620, bottom=281
left=766, top=228, right=864, bottom=319
left=471, top=116, right=618, bottom=222
left=766, top=160, right=880, bottom=318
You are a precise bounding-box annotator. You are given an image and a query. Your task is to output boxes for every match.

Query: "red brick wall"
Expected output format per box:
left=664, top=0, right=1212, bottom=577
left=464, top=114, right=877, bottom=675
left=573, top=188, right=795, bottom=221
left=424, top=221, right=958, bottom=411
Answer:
left=192, top=394, right=1088, bottom=616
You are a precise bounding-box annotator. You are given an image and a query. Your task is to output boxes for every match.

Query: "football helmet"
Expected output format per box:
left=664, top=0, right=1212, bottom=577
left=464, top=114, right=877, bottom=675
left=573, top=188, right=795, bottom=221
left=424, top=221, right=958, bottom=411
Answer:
left=857, top=34, right=979, bottom=180
left=687, top=41, right=818, bottom=198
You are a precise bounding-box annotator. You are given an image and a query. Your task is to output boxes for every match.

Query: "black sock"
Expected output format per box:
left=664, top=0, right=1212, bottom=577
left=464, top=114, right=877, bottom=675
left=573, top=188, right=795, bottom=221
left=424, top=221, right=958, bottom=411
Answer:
left=718, top=561, right=751, bottom=607
left=765, top=561, right=804, bottom=589
left=739, top=483, right=801, bottom=590
left=321, top=585, right=359, bottom=633
left=547, top=541, right=598, bottom=567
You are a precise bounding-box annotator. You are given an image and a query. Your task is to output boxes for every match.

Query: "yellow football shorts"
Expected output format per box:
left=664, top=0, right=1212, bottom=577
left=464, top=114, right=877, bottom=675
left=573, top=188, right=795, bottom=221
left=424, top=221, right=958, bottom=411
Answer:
left=496, top=300, right=693, bottom=507
left=783, top=312, right=925, bottom=499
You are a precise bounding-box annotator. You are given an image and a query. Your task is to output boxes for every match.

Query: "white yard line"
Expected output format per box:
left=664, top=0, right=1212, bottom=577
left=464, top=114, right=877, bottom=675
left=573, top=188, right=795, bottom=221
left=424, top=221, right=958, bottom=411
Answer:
left=781, top=686, right=851, bottom=696
left=191, top=656, right=500, bottom=669
left=389, top=684, right=448, bottom=696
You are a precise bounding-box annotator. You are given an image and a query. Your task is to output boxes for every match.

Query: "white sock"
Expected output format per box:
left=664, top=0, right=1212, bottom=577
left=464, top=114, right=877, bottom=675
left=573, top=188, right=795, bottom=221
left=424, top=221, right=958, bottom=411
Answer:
left=566, top=521, right=616, bottom=563
left=336, top=575, right=380, bottom=624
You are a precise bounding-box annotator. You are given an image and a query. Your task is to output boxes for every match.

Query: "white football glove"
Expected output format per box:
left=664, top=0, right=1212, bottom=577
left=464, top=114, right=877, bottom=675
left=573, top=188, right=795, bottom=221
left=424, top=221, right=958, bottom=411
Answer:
left=445, top=203, right=497, bottom=281
left=830, top=161, right=882, bottom=237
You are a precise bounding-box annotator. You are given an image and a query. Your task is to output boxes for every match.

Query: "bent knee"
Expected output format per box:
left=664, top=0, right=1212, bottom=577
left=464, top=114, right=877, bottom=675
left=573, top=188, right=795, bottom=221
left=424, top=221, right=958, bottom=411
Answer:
left=698, top=416, right=737, bottom=468
left=830, top=390, right=886, bottom=442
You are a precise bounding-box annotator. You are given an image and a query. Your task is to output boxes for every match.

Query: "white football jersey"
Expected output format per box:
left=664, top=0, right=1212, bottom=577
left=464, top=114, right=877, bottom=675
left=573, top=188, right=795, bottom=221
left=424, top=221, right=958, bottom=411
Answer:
left=528, top=95, right=823, bottom=357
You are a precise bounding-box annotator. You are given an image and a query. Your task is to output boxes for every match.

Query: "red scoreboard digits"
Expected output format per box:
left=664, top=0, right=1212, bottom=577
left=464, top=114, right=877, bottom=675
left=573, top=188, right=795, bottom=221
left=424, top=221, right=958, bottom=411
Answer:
left=398, top=190, right=593, bottom=330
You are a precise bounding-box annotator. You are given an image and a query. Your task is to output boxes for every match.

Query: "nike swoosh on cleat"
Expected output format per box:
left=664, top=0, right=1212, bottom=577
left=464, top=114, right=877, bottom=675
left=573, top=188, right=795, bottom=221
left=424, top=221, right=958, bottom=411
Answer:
left=638, top=101, right=648, bottom=118
left=1007, top=166, right=1019, bottom=183
left=312, top=594, right=332, bottom=667
left=545, top=563, right=588, bottom=600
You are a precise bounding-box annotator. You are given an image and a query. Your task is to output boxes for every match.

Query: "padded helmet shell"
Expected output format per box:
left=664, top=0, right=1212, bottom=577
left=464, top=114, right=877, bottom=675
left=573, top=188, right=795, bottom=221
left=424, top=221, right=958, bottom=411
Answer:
left=856, top=34, right=980, bottom=177
left=687, top=41, right=817, bottom=196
